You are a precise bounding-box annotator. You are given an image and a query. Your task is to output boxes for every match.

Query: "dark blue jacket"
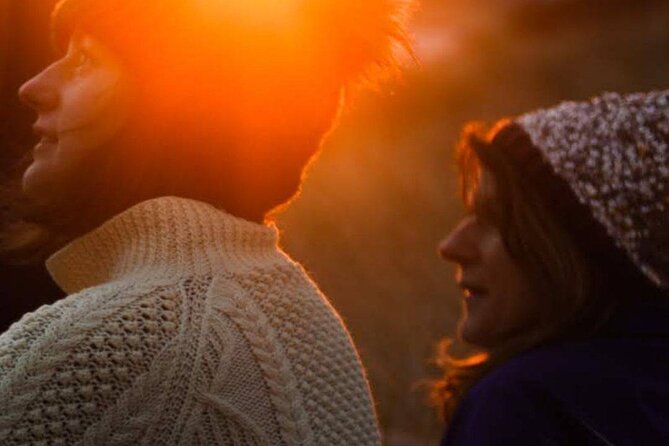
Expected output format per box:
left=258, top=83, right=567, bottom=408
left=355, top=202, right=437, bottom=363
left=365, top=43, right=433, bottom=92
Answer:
left=440, top=301, right=669, bottom=446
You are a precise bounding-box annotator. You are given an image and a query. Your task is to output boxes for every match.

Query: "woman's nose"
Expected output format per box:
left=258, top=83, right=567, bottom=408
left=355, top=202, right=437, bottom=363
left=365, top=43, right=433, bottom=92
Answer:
left=18, top=70, right=60, bottom=112
left=439, top=217, right=478, bottom=264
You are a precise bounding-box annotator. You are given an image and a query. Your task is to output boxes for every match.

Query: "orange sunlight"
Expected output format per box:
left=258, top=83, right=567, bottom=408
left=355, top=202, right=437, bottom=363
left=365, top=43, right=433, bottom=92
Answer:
left=193, top=0, right=301, bottom=28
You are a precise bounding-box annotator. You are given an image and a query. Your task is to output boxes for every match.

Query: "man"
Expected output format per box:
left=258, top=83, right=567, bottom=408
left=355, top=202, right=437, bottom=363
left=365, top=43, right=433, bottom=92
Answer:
left=0, top=0, right=414, bottom=444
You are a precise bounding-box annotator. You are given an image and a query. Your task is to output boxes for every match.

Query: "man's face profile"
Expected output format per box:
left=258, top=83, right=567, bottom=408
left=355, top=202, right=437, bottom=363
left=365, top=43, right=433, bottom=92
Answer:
left=18, top=33, right=129, bottom=210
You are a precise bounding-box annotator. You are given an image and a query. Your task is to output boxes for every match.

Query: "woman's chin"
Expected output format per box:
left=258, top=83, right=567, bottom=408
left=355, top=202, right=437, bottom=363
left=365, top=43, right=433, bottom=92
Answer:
left=458, top=319, right=495, bottom=348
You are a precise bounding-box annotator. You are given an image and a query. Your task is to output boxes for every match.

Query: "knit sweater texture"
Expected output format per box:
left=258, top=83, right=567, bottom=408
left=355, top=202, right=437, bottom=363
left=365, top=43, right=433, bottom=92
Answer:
left=0, top=196, right=381, bottom=446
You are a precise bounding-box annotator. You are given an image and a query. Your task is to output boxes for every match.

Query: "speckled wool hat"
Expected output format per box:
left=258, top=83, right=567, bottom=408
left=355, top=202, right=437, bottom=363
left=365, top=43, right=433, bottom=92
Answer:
left=515, top=90, right=669, bottom=288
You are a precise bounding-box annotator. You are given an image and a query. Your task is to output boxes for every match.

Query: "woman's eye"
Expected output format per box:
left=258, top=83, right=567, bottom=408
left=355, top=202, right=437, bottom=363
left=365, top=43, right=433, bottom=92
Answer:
left=472, top=203, right=497, bottom=227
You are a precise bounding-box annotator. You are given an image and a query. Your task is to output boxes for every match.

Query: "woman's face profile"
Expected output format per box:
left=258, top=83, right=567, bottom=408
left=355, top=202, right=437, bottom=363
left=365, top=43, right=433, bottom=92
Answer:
left=18, top=32, right=129, bottom=209
left=439, top=168, right=539, bottom=347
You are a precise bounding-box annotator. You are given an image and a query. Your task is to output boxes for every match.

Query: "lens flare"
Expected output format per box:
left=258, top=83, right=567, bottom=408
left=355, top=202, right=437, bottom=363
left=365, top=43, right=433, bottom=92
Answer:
left=192, top=0, right=301, bottom=28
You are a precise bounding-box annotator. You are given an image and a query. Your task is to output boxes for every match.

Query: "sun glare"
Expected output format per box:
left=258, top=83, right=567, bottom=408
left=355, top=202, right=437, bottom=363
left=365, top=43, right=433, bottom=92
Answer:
left=193, top=0, right=300, bottom=28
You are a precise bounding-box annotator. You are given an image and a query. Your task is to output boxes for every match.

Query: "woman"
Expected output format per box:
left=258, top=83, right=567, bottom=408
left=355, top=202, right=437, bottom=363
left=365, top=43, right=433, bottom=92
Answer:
left=435, top=90, right=669, bottom=445
left=0, top=0, right=413, bottom=444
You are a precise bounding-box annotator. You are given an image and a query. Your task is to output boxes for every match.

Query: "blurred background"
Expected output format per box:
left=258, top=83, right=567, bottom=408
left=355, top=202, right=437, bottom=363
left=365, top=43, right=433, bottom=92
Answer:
left=2, top=0, right=669, bottom=444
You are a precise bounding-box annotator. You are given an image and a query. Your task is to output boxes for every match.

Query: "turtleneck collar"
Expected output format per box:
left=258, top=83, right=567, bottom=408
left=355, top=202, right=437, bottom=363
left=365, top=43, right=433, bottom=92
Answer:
left=47, top=196, right=282, bottom=295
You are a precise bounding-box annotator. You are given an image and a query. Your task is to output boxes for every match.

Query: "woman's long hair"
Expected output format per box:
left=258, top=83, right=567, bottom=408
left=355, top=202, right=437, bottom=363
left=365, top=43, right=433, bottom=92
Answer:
left=432, top=120, right=667, bottom=423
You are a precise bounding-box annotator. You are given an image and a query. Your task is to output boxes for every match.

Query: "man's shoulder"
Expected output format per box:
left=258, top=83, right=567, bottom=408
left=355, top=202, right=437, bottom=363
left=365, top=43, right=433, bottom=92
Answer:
left=0, top=281, right=189, bottom=444
left=0, top=280, right=184, bottom=375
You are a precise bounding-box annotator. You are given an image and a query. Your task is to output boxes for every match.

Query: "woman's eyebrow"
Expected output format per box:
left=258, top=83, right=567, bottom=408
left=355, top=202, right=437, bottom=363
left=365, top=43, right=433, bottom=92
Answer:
left=472, top=196, right=487, bottom=217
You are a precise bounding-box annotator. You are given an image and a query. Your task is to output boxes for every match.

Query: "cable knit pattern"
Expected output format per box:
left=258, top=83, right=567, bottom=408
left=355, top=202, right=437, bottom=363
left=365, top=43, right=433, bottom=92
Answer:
left=0, top=196, right=380, bottom=446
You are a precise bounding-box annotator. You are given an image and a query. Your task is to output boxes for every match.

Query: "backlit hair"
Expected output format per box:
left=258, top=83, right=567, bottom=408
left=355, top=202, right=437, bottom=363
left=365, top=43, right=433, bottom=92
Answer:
left=45, top=0, right=415, bottom=222
left=2, top=0, right=415, bottom=263
left=51, top=0, right=415, bottom=88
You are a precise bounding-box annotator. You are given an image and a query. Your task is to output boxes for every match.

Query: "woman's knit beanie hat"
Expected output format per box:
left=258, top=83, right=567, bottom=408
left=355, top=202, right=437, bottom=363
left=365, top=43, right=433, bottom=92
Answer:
left=515, top=90, right=669, bottom=288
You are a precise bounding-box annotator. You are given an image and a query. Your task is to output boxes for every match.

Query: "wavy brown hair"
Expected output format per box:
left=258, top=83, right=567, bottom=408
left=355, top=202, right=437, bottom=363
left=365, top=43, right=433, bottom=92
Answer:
left=432, top=120, right=667, bottom=423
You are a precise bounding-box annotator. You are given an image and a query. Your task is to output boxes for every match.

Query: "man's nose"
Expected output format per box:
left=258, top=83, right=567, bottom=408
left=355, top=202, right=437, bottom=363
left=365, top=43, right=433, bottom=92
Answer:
left=18, top=70, right=60, bottom=112
left=438, top=216, right=478, bottom=265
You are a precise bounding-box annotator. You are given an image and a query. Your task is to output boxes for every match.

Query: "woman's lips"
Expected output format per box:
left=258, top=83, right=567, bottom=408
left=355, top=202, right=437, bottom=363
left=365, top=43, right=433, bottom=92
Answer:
left=460, top=282, right=488, bottom=299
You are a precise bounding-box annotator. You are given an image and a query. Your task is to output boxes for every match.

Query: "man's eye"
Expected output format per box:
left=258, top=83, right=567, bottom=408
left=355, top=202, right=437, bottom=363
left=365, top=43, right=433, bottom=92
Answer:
left=71, top=50, right=94, bottom=73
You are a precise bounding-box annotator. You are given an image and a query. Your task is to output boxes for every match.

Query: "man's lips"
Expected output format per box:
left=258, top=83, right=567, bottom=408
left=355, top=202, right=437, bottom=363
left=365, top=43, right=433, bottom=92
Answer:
left=33, top=123, right=58, bottom=137
left=33, top=124, right=59, bottom=145
left=33, top=133, right=59, bottom=157
left=31, top=123, right=94, bottom=155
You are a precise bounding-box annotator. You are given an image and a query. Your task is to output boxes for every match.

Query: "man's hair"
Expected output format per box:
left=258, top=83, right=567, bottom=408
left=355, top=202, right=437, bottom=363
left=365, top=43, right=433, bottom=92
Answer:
left=52, top=0, right=414, bottom=86
left=431, top=121, right=667, bottom=423
left=1, top=0, right=414, bottom=263
left=49, top=0, right=414, bottom=223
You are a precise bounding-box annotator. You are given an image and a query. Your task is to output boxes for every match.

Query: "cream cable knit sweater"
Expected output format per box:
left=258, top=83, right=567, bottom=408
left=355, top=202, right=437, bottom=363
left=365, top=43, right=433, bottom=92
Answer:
left=0, top=197, right=381, bottom=446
